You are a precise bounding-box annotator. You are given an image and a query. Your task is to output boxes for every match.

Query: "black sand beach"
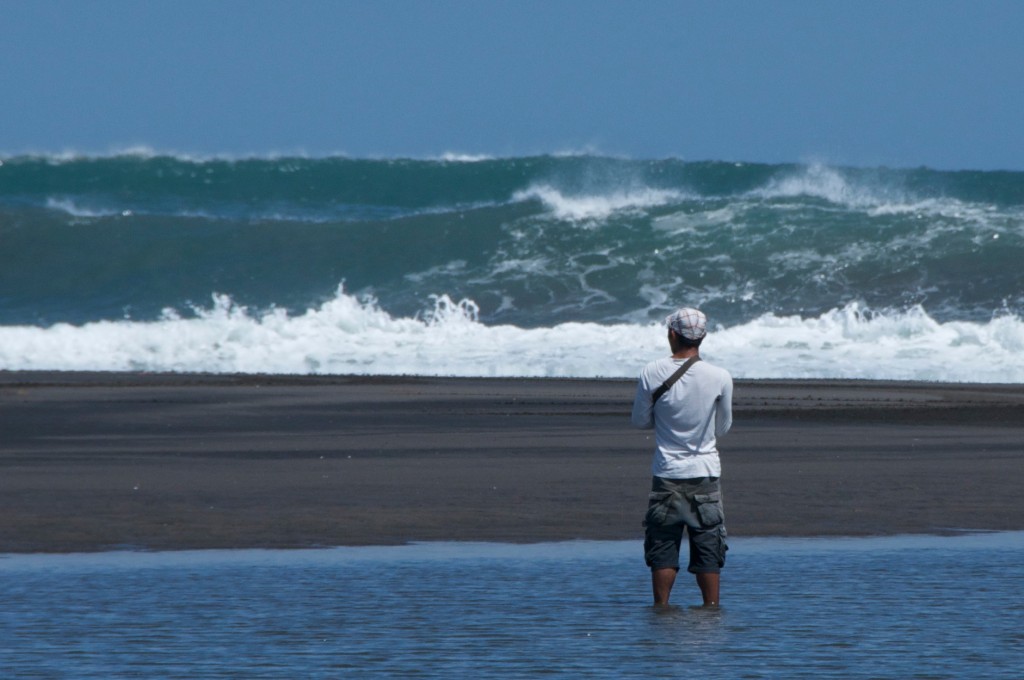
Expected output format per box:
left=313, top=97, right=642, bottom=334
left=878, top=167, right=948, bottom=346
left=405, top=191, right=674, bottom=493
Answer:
left=1, top=372, right=1021, bottom=552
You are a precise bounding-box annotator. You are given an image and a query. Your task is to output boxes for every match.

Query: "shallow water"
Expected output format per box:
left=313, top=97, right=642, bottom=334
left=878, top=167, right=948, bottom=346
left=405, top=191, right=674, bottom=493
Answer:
left=2, top=534, right=1022, bottom=678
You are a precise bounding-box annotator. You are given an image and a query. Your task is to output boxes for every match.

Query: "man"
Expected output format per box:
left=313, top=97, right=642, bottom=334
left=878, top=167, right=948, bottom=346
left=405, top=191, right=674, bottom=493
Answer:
left=631, top=307, right=733, bottom=607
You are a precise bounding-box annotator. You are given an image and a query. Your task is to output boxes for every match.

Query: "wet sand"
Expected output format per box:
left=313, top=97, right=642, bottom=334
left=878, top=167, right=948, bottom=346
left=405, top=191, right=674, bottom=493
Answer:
left=1, top=372, right=1022, bottom=552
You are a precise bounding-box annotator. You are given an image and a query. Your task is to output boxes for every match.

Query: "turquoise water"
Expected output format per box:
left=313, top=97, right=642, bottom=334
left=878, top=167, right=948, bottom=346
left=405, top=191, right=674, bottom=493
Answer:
left=2, top=154, right=1024, bottom=381
left=2, top=533, right=1021, bottom=678
left=3, top=155, right=1022, bottom=328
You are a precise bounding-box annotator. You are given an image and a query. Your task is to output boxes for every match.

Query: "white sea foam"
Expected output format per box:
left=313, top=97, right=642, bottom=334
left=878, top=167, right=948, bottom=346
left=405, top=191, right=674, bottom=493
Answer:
left=438, top=152, right=494, bottom=163
left=45, top=198, right=126, bottom=218
left=714, top=304, right=1024, bottom=382
left=513, top=184, right=685, bottom=221
left=12, top=146, right=181, bottom=164
left=652, top=206, right=737, bottom=235
left=1, top=147, right=339, bottom=165
left=0, top=289, right=1021, bottom=382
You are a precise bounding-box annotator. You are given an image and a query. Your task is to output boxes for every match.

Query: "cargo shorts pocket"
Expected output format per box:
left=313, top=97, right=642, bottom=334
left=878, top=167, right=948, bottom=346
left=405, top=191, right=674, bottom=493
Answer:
left=642, top=491, right=676, bottom=528
left=692, top=492, right=724, bottom=528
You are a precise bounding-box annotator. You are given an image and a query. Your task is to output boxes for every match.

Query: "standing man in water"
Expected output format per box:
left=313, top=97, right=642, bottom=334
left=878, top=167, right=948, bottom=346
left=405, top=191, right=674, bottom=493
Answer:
left=631, top=307, right=733, bottom=606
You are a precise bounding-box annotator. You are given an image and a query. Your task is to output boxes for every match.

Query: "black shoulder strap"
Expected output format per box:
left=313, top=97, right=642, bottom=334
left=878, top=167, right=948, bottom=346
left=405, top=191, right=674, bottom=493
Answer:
left=651, top=356, right=700, bottom=403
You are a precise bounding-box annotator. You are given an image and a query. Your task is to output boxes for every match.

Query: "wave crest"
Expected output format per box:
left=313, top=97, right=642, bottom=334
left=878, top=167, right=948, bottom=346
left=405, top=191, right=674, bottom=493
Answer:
left=512, top=184, right=684, bottom=221
left=750, top=164, right=901, bottom=207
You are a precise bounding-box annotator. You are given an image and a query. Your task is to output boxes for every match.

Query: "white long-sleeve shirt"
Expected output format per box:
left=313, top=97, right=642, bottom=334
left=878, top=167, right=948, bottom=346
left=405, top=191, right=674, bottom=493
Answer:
left=631, top=356, right=733, bottom=479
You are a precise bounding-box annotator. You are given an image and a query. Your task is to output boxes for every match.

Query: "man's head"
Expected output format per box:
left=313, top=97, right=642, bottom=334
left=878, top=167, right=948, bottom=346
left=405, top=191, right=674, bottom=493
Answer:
left=666, top=307, right=707, bottom=349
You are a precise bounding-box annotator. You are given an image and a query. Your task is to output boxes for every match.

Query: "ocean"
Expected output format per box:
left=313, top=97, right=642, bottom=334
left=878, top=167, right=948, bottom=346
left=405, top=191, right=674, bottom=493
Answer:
left=2, top=152, right=1022, bottom=381
left=2, top=533, right=1022, bottom=678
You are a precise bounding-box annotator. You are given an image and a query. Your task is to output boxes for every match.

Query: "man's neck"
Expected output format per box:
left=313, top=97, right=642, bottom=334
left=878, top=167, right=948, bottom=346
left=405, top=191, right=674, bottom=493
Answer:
left=671, top=347, right=700, bottom=360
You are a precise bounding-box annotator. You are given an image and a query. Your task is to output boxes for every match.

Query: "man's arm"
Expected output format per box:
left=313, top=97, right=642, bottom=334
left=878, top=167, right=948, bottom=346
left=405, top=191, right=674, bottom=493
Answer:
left=631, top=377, right=654, bottom=430
left=715, top=374, right=733, bottom=437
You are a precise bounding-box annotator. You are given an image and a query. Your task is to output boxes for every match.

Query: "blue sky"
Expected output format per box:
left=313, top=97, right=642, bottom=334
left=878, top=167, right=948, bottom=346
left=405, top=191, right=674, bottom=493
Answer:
left=4, top=0, right=1022, bottom=170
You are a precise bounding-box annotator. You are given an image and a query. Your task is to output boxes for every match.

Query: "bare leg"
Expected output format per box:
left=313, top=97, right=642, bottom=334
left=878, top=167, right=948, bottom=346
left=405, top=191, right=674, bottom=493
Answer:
left=695, top=572, right=720, bottom=606
left=651, top=567, right=678, bottom=605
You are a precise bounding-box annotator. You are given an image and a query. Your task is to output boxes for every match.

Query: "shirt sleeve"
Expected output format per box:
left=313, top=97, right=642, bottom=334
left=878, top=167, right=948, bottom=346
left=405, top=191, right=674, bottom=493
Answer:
left=631, top=374, right=654, bottom=430
left=715, top=373, right=734, bottom=437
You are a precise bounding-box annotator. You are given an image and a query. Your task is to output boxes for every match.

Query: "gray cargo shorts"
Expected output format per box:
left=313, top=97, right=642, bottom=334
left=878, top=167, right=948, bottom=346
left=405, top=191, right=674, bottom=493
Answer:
left=643, top=475, right=728, bottom=574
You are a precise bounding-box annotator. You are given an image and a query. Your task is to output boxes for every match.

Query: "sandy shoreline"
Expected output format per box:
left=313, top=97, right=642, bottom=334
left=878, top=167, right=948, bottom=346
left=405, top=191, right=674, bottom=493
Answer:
left=1, top=371, right=1022, bottom=552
